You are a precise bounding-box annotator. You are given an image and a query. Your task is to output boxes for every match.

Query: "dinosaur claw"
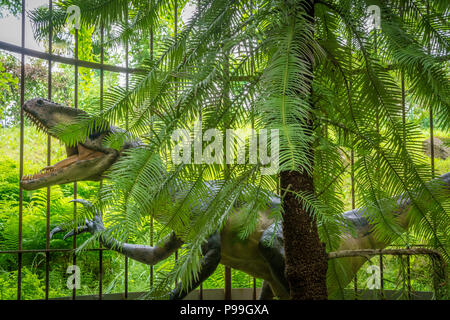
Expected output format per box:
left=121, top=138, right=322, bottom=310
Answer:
left=63, top=230, right=75, bottom=240
left=50, top=199, right=103, bottom=241
left=50, top=226, right=63, bottom=239
left=70, top=198, right=101, bottom=217
left=70, top=198, right=94, bottom=209
left=63, top=225, right=89, bottom=240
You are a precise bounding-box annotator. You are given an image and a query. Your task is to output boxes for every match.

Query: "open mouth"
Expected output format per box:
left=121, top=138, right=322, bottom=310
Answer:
left=21, top=108, right=106, bottom=184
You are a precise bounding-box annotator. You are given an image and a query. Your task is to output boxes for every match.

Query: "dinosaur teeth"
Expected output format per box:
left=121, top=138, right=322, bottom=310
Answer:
left=24, top=110, right=50, bottom=134
left=42, top=166, right=55, bottom=173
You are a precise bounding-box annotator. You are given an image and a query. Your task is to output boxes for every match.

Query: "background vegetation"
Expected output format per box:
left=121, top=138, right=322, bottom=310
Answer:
left=1, top=84, right=447, bottom=299
left=0, top=0, right=449, bottom=299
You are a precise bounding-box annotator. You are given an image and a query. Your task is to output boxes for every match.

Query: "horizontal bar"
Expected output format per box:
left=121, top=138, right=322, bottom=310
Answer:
left=48, top=289, right=436, bottom=300
left=0, top=248, right=111, bottom=254
left=0, top=244, right=432, bottom=255
left=328, top=248, right=443, bottom=259
left=0, top=40, right=142, bottom=74
left=0, top=40, right=259, bottom=81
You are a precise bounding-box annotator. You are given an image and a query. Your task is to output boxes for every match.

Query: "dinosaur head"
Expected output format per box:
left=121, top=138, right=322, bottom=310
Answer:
left=441, top=172, right=450, bottom=190
left=20, top=98, right=121, bottom=190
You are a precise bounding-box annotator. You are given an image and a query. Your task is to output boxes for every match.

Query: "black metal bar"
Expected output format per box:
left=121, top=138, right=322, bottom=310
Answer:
left=150, top=217, right=154, bottom=288
left=174, top=0, right=177, bottom=38
left=399, top=10, right=412, bottom=296
left=17, top=0, right=26, bottom=301
left=373, top=28, right=380, bottom=133
left=149, top=0, right=155, bottom=292
left=124, top=7, right=129, bottom=300
left=426, top=1, right=440, bottom=299
left=45, top=0, right=53, bottom=301
left=224, top=267, right=232, bottom=300
left=379, top=254, right=384, bottom=299
left=173, top=0, right=179, bottom=268
left=0, top=248, right=111, bottom=254
left=351, top=149, right=357, bottom=299
left=72, top=28, right=79, bottom=301
left=430, top=110, right=435, bottom=177
left=248, top=0, right=257, bottom=298
left=99, top=23, right=105, bottom=301
left=426, top=1, right=435, bottom=179
left=0, top=41, right=141, bottom=74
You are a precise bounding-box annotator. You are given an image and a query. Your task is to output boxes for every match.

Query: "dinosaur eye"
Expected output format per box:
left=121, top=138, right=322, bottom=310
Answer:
left=37, top=99, right=44, bottom=106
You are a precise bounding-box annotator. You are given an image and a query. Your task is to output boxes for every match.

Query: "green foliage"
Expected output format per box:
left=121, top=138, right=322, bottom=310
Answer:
left=0, top=267, right=66, bottom=300
left=0, top=126, right=258, bottom=298
left=0, top=52, right=74, bottom=127
left=0, top=59, right=19, bottom=127
left=26, top=0, right=450, bottom=298
left=0, top=0, right=21, bottom=17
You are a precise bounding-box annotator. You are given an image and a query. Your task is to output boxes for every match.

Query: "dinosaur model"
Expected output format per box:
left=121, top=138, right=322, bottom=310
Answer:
left=20, top=98, right=450, bottom=299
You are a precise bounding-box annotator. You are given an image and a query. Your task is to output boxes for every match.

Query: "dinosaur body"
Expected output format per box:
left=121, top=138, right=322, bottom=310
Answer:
left=20, top=98, right=450, bottom=299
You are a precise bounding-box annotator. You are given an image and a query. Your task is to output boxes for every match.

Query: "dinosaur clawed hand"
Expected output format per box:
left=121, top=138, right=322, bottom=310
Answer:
left=50, top=199, right=105, bottom=240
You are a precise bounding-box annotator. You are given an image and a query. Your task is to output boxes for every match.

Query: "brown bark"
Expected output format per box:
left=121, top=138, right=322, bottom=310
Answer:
left=280, top=0, right=328, bottom=300
left=281, top=170, right=328, bottom=299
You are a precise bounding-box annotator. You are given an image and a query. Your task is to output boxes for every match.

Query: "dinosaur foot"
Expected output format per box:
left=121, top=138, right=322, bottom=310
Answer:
left=50, top=199, right=105, bottom=240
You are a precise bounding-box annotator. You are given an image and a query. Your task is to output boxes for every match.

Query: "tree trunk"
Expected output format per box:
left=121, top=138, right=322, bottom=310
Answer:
left=281, top=171, right=328, bottom=299
left=280, top=0, right=329, bottom=300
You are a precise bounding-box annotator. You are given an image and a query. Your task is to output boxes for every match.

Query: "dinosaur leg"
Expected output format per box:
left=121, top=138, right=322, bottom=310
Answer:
left=258, top=224, right=290, bottom=299
left=258, top=280, right=274, bottom=300
left=170, top=232, right=221, bottom=300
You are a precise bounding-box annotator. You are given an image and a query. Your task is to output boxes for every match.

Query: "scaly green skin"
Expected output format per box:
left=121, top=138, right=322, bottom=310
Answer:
left=22, top=98, right=450, bottom=299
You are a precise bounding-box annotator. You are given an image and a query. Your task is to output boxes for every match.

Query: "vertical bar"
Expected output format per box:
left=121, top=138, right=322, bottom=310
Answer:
left=72, top=27, right=79, bottom=301
left=373, top=28, right=380, bottom=133
left=222, top=2, right=233, bottom=300
left=379, top=253, right=384, bottom=299
left=399, top=12, right=412, bottom=296
left=174, top=0, right=177, bottom=38
left=99, top=23, right=104, bottom=301
left=351, top=151, right=357, bottom=299
left=124, top=9, right=129, bottom=299
left=17, top=0, right=25, bottom=301
left=403, top=73, right=412, bottom=300
left=430, top=109, right=435, bottom=177
left=348, top=25, right=357, bottom=300
left=45, top=0, right=53, bottom=300
left=252, top=278, right=257, bottom=300
left=397, top=3, right=412, bottom=299
left=426, top=2, right=435, bottom=178
left=150, top=217, right=154, bottom=288
left=224, top=267, right=232, bottom=300
left=406, top=254, right=411, bottom=299
left=149, top=0, right=154, bottom=292
left=249, top=0, right=257, bottom=299
left=194, top=0, right=204, bottom=300
left=351, top=148, right=357, bottom=299
left=426, top=0, right=438, bottom=297
left=150, top=25, right=154, bottom=60
left=173, top=0, right=179, bottom=265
